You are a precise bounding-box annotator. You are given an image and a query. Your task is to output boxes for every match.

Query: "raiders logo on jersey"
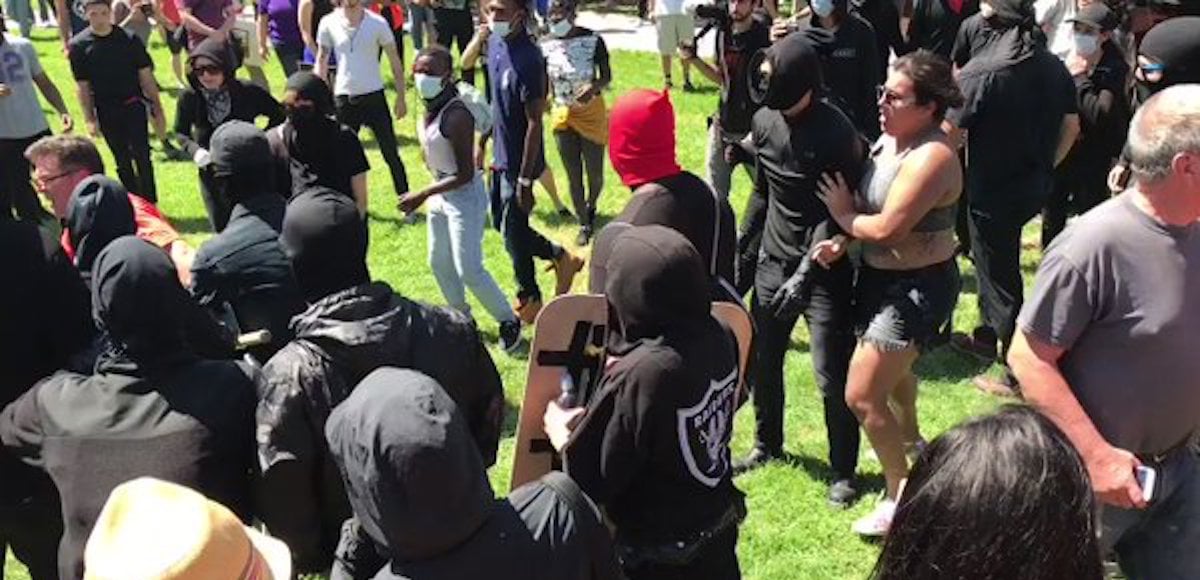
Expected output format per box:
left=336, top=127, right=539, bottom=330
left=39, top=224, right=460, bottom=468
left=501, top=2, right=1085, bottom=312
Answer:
left=676, top=367, right=738, bottom=488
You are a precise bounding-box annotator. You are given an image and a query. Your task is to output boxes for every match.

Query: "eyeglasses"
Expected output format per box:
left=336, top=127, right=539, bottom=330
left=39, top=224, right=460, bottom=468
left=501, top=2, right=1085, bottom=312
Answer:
left=35, top=169, right=75, bottom=186
left=876, top=85, right=916, bottom=107
left=193, top=64, right=222, bottom=76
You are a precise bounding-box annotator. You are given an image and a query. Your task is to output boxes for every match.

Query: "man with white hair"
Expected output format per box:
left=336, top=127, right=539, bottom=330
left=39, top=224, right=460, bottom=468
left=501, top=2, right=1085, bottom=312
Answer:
left=1010, top=84, right=1200, bottom=578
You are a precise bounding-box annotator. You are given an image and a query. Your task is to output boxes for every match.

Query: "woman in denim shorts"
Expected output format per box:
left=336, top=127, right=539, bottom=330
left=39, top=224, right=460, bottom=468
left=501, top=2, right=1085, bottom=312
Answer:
left=816, top=50, right=964, bottom=537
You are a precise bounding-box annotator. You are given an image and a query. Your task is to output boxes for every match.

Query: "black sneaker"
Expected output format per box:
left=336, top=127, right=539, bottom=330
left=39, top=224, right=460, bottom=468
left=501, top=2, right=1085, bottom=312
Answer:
left=827, top=478, right=858, bottom=509
left=949, top=329, right=998, bottom=362
left=733, top=447, right=782, bottom=474
left=683, top=81, right=697, bottom=92
left=499, top=320, right=522, bottom=354
left=576, top=225, right=592, bottom=246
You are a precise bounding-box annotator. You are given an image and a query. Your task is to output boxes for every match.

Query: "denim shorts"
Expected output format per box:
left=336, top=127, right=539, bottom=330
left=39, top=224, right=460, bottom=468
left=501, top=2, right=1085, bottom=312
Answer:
left=854, top=259, right=960, bottom=353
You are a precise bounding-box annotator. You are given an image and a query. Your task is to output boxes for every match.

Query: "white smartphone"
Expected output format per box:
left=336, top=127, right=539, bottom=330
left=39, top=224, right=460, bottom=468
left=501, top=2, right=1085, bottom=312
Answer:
left=1135, top=465, right=1157, bottom=504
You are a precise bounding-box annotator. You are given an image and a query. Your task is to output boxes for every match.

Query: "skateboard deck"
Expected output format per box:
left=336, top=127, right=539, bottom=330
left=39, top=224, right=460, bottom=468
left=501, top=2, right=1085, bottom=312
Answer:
left=712, top=301, right=753, bottom=400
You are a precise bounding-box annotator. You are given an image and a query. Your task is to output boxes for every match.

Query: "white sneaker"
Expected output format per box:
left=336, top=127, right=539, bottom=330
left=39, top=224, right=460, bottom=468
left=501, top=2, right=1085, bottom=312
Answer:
left=851, top=498, right=896, bottom=537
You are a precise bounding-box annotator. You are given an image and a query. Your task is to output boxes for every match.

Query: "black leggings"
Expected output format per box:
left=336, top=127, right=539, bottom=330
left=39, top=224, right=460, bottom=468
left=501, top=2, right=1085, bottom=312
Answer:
left=96, top=99, right=156, bottom=202
left=335, top=90, right=409, bottom=197
left=554, top=128, right=604, bottom=228
left=0, top=131, right=52, bottom=222
left=434, top=8, right=479, bottom=86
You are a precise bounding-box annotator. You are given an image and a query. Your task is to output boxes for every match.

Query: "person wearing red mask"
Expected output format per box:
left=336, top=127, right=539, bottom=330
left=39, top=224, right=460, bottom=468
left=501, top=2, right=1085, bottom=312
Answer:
left=588, top=88, right=737, bottom=301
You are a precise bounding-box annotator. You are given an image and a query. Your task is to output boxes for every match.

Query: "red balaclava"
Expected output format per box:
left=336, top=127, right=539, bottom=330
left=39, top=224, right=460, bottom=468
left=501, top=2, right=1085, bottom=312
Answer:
left=608, top=89, right=682, bottom=188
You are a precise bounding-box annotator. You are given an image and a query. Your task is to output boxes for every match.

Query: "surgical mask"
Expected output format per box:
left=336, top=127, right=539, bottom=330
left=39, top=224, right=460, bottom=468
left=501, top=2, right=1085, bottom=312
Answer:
left=811, top=0, right=834, bottom=18
left=414, top=73, right=445, bottom=100
left=489, top=18, right=512, bottom=37
left=549, top=18, right=571, bottom=37
left=1073, top=32, right=1099, bottom=55
left=979, top=2, right=995, bottom=18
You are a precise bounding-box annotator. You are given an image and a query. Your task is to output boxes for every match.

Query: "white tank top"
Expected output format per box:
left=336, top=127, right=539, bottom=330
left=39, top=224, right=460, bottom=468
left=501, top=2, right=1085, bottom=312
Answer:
left=418, top=98, right=466, bottom=180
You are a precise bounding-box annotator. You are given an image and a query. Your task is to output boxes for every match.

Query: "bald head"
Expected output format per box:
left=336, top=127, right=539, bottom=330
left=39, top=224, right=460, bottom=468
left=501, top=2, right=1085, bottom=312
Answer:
left=1127, top=84, right=1200, bottom=186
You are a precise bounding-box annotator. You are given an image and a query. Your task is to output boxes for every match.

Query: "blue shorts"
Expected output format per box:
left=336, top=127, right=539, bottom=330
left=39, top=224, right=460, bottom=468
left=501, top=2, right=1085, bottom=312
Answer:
left=854, top=260, right=960, bottom=353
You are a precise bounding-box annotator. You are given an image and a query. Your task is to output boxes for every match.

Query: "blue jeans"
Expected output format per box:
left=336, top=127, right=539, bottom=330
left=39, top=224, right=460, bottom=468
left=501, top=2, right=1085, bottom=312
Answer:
left=1101, top=447, right=1200, bottom=579
left=407, top=1, right=432, bottom=51
left=5, top=0, right=33, bottom=36
left=428, top=175, right=516, bottom=324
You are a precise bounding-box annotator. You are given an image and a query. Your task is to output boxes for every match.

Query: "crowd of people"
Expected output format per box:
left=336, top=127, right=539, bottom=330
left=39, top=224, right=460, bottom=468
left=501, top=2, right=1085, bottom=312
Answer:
left=2, top=0, right=1200, bottom=575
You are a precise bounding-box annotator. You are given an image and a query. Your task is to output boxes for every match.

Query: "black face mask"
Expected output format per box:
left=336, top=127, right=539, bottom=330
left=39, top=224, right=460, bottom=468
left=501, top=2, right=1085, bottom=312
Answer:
left=1133, top=81, right=1156, bottom=109
left=286, top=105, right=320, bottom=130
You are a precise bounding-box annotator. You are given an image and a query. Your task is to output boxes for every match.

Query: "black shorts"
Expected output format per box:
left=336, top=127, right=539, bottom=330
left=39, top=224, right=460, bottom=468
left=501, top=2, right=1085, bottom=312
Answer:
left=854, top=259, right=960, bottom=353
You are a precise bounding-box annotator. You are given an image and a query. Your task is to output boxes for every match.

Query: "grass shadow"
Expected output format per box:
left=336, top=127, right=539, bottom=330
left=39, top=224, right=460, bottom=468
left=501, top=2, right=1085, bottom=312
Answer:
left=501, top=396, right=521, bottom=438
left=913, top=345, right=990, bottom=383
left=171, top=215, right=215, bottom=236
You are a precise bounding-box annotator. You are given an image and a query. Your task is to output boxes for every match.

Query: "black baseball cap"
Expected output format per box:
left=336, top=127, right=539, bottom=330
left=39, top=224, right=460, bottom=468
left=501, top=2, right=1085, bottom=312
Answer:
left=1068, top=3, right=1119, bottom=31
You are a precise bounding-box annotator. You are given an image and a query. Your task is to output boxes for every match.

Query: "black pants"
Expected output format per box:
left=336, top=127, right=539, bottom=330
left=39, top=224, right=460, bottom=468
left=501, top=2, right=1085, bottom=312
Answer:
left=750, top=253, right=859, bottom=479
left=734, top=185, right=768, bottom=297
left=0, top=131, right=52, bottom=222
left=0, top=495, right=62, bottom=580
left=434, top=8, right=477, bottom=86
left=275, top=43, right=305, bottom=79
left=335, top=90, right=409, bottom=197
left=554, top=127, right=604, bottom=228
left=96, top=99, right=156, bottom=202
left=1042, top=155, right=1111, bottom=248
left=967, top=187, right=1045, bottom=358
left=492, top=171, right=561, bottom=302
left=624, top=528, right=740, bottom=580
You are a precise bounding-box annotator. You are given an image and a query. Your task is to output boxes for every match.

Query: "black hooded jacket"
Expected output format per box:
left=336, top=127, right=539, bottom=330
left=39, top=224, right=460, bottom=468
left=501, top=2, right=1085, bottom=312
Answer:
left=0, top=219, right=94, bottom=509
left=255, top=282, right=505, bottom=572
left=191, top=122, right=304, bottom=361
left=0, top=237, right=257, bottom=580
left=173, top=37, right=284, bottom=156
left=565, top=226, right=743, bottom=555
left=326, top=368, right=621, bottom=580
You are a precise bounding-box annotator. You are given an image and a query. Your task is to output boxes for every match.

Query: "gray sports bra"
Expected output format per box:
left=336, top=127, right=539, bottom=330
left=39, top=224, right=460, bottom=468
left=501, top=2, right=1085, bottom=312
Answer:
left=857, top=130, right=956, bottom=233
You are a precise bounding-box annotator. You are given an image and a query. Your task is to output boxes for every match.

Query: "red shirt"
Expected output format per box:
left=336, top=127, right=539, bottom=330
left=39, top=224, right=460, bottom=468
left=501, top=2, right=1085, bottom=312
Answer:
left=61, top=193, right=182, bottom=261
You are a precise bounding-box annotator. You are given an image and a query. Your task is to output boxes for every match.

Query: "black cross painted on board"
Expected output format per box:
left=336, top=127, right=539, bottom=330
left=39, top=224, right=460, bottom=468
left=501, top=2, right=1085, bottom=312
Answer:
left=529, top=320, right=606, bottom=460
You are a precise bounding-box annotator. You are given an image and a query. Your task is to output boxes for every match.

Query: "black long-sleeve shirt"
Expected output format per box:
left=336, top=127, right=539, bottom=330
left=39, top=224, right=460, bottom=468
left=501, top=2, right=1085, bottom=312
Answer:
left=906, top=0, right=979, bottom=59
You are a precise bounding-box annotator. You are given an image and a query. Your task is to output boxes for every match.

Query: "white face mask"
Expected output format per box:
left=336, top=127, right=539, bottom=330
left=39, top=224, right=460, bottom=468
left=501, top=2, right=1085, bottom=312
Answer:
left=414, top=73, right=445, bottom=100
left=811, top=0, right=835, bottom=18
left=549, top=18, right=572, bottom=37
left=1073, top=32, right=1099, bottom=55
left=489, top=18, right=512, bottom=37
left=979, top=2, right=995, bottom=18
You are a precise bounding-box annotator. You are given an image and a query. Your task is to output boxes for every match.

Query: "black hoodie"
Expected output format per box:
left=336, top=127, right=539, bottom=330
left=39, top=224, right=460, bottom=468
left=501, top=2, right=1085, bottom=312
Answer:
left=173, top=37, right=284, bottom=156
left=65, top=175, right=136, bottom=280
left=0, top=236, right=257, bottom=580
left=268, top=71, right=370, bottom=200
left=565, top=226, right=743, bottom=567
left=256, top=282, right=504, bottom=572
left=326, top=368, right=621, bottom=580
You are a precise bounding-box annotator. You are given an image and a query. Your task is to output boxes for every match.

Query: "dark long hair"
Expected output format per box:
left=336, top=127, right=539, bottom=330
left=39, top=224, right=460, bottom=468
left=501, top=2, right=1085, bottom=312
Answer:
left=871, top=405, right=1103, bottom=580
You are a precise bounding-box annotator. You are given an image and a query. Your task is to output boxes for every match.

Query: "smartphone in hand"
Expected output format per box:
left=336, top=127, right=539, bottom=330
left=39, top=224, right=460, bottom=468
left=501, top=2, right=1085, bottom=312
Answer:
left=1136, top=465, right=1157, bottom=504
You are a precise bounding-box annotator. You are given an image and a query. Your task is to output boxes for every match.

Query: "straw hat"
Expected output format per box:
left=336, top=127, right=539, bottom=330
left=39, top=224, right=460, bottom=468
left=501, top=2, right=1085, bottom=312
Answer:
left=84, top=478, right=292, bottom=580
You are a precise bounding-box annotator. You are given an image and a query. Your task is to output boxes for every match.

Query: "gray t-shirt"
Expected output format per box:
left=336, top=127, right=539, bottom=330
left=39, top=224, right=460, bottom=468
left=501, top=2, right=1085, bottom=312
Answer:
left=0, top=37, right=51, bottom=140
left=1019, top=193, right=1200, bottom=455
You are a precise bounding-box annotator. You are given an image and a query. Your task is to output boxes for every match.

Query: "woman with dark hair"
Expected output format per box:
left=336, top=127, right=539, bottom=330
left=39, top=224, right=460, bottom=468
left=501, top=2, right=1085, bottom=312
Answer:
left=816, top=49, right=964, bottom=536
left=872, top=405, right=1103, bottom=580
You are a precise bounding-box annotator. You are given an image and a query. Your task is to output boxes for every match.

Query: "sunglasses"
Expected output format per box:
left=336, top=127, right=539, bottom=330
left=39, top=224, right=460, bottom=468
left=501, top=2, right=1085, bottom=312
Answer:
left=193, top=64, right=222, bottom=76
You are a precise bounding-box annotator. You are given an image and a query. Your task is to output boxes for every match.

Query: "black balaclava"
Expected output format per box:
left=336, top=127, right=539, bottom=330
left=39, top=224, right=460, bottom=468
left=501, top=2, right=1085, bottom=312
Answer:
left=208, top=120, right=277, bottom=204
left=66, top=175, right=137, bottom=279
left=283, top=71, right=339, bottom=161
left=91, top=236, right=192, bottom=365
left=326, top=367, right=494, bottom=562
left=604, top=225, right=711, bottom=355
left=749, top=31, right=823, bottom=112
left=1137, top=17, right=1200, bottom=102
left=188, top=37, right=235, bottom=126
left=281, top=186, right=370, bottom=302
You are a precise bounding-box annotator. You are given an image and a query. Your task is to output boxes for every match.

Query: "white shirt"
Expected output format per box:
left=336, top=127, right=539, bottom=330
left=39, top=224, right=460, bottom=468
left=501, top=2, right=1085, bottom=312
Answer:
left=317, top=9, right=394, bottom=96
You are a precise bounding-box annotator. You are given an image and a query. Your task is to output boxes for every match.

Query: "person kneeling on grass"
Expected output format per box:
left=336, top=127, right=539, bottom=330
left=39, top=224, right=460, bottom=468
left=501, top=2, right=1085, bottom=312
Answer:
left=326, top=367, right=622, bottom=580
left=871, top=405, right=1103, bottom=580
left=256, top=188, right=505, bottom=574
left=402, top=46, right=523, bottom=354
left=546, top=225, right=744, bottom=580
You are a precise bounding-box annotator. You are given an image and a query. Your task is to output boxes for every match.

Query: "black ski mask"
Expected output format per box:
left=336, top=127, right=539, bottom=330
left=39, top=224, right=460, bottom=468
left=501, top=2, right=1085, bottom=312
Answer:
left=1135, top=17, right=1200, bottom=105
left=749, top=31, right=823, bottom=111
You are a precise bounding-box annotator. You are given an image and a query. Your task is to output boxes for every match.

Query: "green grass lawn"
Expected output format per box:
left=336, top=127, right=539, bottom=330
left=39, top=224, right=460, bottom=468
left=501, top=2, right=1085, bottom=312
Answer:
left=4, top=23, right=1036, bottom=579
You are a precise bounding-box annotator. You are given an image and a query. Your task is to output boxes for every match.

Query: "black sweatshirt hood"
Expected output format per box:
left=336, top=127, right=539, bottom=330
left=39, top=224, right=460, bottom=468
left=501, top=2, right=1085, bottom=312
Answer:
left=91, top=236, right=191, bottom=364
left=751, top=31, right=824, bottom=111
left=1139, top=17, right=1200, bottom=91
left=187, top=37, right=234, bottom=91
left=208, top=120, right=277, bottom=201
left=604, top=225, right=711, bottom=355
left=281, top=186, right=369, bottom=302
left=66, top=175, right=136, bottom=278
left=326, top=367, right=493, bottom=562
left=284, top=70, right=336, bottom=117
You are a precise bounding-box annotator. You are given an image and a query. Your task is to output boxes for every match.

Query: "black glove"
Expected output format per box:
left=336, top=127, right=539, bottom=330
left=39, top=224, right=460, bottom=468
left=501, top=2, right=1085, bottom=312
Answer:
left=769, top=254, right=814, bottom=319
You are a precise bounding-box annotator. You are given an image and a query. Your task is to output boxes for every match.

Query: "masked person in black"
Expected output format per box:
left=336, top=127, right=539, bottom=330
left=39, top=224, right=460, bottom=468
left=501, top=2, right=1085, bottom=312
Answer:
left=588, top=88, right=738, bottom=302
left=545, top=225, right=744, bottom=580
left=0, top=236, right=258, bottom=580
left=679, top=0, right=772, bottom=201
left=782, top=0, right=882, bottom=138
left=907, top=0, right=980, bottom=59
left=268, top=71, right=371, bottom=213
left=0, top=217, right=93, bottom=580
left=944, top=0, right=1079, bottom=397
left=174, top=37, right=285, bottom=232
left=326, top=367, right=622, bottom=580
left=949, top=3, right=1004, bottom=68
left=189, top=121, right=305, bottom=363
left=1041, top=2, right=1129, bottom=248
left=733, top=34, right=865, bottom=509
left=853, top=0, right=904, bottom=78
left=256, top=187, right=505, bottom=574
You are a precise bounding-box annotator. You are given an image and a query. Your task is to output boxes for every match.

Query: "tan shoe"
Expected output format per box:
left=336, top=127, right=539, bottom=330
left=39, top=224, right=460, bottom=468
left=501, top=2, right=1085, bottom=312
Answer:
left=552, top=251, right=585, bottom=296
left=515, top=296, right=543, bottom=326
